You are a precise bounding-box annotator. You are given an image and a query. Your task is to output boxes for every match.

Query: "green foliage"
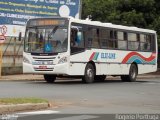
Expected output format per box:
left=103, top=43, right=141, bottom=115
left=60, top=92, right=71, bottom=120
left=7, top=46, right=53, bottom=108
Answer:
left=82, top=0, right=160, bottom=48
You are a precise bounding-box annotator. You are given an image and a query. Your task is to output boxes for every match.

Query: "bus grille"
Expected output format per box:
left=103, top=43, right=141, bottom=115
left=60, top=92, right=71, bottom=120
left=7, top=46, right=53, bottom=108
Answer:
left=34, top=67, right=54, bottom=71
left=33, top=57, right=56, bottom=59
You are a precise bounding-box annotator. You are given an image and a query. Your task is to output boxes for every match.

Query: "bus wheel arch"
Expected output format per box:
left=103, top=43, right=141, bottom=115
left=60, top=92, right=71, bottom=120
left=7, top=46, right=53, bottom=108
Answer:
left=121, top=63, right=138, bottom=82
left=82, top=61, right=96, bottom=83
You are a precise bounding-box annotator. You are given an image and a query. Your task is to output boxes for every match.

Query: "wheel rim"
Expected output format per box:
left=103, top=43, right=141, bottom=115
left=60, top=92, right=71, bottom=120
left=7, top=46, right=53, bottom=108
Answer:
left=87, top=68, right=93, bottom=78
left=131, top=66, right=137, bottom=79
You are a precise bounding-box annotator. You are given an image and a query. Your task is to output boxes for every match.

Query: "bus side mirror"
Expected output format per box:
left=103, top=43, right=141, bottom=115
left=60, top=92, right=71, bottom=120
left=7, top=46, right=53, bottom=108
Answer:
left=18, top=32, right=22, bottom=41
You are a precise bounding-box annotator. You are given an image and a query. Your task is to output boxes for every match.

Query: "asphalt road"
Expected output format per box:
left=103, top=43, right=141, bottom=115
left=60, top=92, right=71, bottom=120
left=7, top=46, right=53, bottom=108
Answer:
left=0, top=78, right=160, bottom=118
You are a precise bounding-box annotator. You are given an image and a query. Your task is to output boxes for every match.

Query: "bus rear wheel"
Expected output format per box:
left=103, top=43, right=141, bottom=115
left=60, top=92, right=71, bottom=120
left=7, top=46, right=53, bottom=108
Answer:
left=121, top=64, right=138, bottom=82
left=44, top=75, right=56, bottom=83
left=82, top=63, right=95, bottom=83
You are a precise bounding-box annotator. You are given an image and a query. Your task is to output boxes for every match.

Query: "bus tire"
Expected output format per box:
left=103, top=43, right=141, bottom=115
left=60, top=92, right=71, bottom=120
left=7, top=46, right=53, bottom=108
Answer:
left=95, top=75, right=106, bottom=82
left=82, top=63, right=95, bottom=83
left=121, top=64, right=138, bottom=82
left=44, top=75, right=56, bottom=83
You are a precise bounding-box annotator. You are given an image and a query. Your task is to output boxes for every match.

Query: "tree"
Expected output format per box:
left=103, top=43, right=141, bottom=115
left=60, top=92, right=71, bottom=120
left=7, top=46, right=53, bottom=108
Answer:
left=82, top=0, right=119, bottom=22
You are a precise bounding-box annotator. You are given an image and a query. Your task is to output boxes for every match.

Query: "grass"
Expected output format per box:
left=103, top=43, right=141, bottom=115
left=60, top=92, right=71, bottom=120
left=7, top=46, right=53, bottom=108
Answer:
left=0, top=98, right=48, bottom=105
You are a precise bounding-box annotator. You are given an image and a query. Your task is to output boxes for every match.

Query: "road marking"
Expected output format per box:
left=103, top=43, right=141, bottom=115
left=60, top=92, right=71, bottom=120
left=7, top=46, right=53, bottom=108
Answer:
left=49, top=115, right=99, bottom=120
left=17, top=110, right=60, bottom=115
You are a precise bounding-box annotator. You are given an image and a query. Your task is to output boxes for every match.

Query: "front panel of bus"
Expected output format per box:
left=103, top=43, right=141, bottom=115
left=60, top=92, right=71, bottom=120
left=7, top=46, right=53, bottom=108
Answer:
left=23, top=18, right=70, bottom=75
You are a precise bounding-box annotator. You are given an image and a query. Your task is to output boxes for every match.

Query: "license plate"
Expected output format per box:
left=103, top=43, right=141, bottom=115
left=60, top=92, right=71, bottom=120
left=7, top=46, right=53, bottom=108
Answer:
left=39, top=66, right=47, bottom=69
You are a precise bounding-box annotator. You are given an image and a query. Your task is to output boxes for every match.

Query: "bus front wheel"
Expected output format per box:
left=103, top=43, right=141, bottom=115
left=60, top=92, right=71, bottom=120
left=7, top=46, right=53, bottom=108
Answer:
left=121, top=64, right=138, bottom=82
left=44, top=75, right=56, bottom=83
left=82, top=63, right=95, bottom=83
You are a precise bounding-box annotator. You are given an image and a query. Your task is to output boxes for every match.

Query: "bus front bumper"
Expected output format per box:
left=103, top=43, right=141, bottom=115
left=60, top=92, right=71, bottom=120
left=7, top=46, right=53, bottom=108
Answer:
left=23, top=63, right=69, bottom=75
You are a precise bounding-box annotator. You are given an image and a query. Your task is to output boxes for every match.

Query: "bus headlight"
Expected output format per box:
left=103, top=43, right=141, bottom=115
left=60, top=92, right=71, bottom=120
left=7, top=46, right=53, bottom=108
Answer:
left=58, top=57, right=67, bottom=64
left=23, top=56, right=30, bottom=64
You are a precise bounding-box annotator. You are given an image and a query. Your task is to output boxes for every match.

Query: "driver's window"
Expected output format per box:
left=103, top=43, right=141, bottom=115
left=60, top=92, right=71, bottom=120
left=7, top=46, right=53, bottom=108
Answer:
left=77, top=31, right=84, bottom=48
left=71, top=26, right=84, bottom=47
left=71, top=28, right=78, bottom=47
left=70, top=23, right=85, bottom=54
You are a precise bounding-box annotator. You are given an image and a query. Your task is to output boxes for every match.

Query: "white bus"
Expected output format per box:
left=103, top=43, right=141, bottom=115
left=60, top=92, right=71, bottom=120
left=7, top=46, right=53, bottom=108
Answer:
left=21, top=17, right=158, bottom=83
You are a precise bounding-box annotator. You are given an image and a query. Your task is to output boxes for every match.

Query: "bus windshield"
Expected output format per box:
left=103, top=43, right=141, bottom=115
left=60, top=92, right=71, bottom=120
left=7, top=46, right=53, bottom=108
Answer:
left=24, top=26, right=68, bottom=54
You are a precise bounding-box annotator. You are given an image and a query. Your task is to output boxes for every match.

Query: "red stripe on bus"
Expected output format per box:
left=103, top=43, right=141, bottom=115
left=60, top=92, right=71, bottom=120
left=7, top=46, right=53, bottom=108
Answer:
left=89, top=52, right=96, bottom=61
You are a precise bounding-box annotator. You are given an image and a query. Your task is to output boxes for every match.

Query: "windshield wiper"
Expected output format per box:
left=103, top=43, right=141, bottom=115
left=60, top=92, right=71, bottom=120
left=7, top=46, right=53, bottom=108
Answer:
left=48, top=26, right=59, bottom=39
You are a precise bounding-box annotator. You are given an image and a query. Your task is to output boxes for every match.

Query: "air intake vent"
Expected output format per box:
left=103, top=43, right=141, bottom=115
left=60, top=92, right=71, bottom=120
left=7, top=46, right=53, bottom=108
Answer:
left=33, top=57, right=56, bottom=60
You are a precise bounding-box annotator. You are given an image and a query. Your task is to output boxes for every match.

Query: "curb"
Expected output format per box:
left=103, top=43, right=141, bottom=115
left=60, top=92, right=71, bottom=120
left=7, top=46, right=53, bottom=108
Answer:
left=0, top=79, right=44, bottom=81
left=0, top=103, right=49, bottom=114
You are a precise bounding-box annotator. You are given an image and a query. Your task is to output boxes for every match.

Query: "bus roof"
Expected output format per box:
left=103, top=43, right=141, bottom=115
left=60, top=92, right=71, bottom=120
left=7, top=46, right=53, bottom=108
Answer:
left=68, top=17, right=156, bottom=34
left=28, top=17, right=156, bottom=34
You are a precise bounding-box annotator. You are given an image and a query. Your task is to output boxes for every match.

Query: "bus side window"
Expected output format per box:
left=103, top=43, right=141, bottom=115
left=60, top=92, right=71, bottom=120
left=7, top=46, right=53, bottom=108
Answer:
left=70, top=24, right=85, bottom=54
left=117, top=31, right=127, bottom=49
left=88, top=38, right=92, bottom=48
left=92, top=28, right=100, bottom=48
left=99, top=29, right=109, bottom=48
left=108, top=30, right=113, bottom=48
left=146, top=35, right=151, bottom=51
left=76, top=31, right=84, bottom=48
left=71, top=29, right=78, bottom=47
left=108, top=30, right=118, bottom=49
left=87, top=27, right=93, bottom=48
left=71, top=28, right=84, bottom=48
left=128, top=33, right=139, bottom=50
left=151, top=35, right=156, bottom=52
left=140, top=34, right=151, bottom=51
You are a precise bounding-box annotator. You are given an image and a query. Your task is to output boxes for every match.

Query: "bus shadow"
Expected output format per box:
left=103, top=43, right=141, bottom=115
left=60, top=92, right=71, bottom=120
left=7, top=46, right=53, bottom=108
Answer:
left=54, top=79, right=149, bottom=84
left=55, top=80, right=148, bottom=84
left=96, top=79, right=148, bottom=84
left=30, top=79, right=149, bottom=85
left=53, top=79, right=122, bottom=84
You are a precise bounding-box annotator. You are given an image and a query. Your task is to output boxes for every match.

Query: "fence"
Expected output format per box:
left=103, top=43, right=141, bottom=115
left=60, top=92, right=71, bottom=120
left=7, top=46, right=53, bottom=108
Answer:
left=1, top=37, right=23, bottom=75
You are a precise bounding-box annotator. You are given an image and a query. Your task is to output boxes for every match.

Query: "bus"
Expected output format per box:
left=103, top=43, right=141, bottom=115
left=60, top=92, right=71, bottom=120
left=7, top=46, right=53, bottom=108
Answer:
left=21, top=17, right=158, bottom=83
